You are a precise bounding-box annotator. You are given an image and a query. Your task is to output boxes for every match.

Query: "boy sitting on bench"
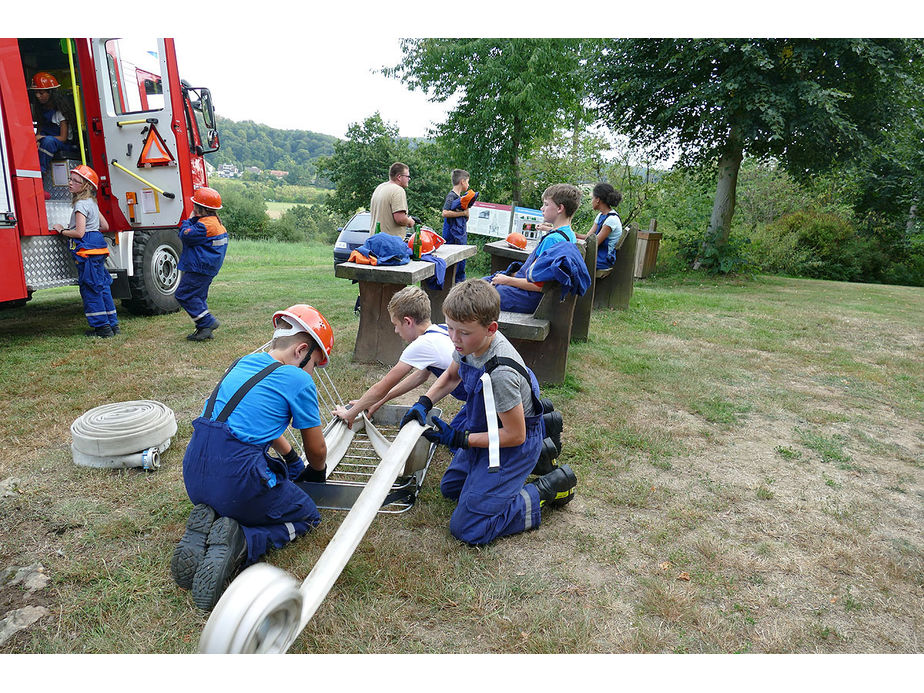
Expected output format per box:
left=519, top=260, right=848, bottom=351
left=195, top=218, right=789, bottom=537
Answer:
left=488, top=183, right=582, bottom=313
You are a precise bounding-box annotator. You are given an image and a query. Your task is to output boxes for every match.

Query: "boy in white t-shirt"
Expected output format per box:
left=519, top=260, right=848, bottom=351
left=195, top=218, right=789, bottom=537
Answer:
left=332, top=286, right=464, bottom=428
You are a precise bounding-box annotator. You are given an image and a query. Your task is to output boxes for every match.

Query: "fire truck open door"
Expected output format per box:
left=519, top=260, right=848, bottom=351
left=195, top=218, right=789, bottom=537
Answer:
left=92, top=38, right=184, bottom=227
left=0, top=94, right=16, bottom=227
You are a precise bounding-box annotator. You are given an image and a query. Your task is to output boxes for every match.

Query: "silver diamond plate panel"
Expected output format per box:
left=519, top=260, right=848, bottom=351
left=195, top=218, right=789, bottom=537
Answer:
left=21, top=235, right=78, bottom=289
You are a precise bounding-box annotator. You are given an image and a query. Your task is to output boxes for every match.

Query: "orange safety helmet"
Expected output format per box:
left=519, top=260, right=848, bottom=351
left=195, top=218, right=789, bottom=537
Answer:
left=30, top=72, right=60, bottom=89
left=506, top=232, right=527, bottom=250
left=191, top=187, right=223, bottom=210
left=272, top=304, right=334, bottom=367
left=408, top=228, right=445, bottom=256
left=71, top=165, right=100, bottom=190
left=459, top=189, right=479, bottom=210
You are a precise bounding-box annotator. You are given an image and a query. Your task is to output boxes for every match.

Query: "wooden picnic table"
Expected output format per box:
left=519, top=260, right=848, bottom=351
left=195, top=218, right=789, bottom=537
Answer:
left=335, top=243, right=476, bottom=364
left=484, top=239, right=536, bottom=274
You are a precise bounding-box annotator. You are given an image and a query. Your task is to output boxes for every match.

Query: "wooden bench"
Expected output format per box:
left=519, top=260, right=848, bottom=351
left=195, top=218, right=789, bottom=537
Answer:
left=593, top=222, right=637, bottom=311
left=570, top=234, right=597, bottom=343
left=497, top=279, right=577, bottom=386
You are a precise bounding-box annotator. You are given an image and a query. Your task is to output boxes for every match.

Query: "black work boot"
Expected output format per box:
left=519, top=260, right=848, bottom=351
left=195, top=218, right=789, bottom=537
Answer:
left=85, top=324, right=114, bottom=338
left=533, top=464, right=577, bottom=508
left=542, top=410, right=563, bottom=454
left=531, top=437, right=559, bottom=476
left=192, top=516, right=247, bottom=611
left=187, top=318, right=220, bottom=341
left=170, top=504, right=218, bottom=590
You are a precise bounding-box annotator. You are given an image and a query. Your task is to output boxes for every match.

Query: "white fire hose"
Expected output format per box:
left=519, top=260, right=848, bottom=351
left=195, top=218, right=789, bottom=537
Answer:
left=198, top=416, right=426, bottom=653
left=70, top=400, right=177, bottom=471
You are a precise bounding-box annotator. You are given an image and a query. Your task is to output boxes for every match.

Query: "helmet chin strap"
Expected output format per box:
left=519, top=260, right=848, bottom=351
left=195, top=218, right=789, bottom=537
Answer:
left=298, top=341, right=317, bottom=370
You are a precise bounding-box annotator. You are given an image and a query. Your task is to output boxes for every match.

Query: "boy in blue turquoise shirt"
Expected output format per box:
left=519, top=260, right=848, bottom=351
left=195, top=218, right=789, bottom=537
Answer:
left=488, top=183, right=581, bottom=313
left=171, top=305, right=333, bottom=610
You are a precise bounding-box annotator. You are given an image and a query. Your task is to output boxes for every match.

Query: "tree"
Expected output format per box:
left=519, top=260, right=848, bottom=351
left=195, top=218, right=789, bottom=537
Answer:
left=317, top=113, right=414, bottom=217
left=591, top=39, right=923, bottom=266
left=317, top=113, right=450, bottom=228
left=385, top=39, right=586, bottom=204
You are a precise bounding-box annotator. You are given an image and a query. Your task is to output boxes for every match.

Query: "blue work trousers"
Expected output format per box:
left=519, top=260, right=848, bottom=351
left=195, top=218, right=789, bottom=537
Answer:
left=78, top=258, right=118, bottom=329
left=175, top=270, right=218, bottom=328
left=182, top=417, right=320, bottom=565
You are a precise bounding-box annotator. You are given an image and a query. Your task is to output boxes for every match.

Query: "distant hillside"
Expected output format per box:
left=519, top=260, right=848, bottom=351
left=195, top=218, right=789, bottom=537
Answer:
left=205, top=117, right=339, bottom=179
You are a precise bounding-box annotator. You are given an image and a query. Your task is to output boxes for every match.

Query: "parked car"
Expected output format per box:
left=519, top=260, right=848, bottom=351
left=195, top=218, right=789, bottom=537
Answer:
left=333, top=211, right=371, bottom=266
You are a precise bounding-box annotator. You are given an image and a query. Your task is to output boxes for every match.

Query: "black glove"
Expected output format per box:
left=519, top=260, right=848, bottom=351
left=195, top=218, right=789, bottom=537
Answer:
left=295, top=464, right=327, bottom=483
left=423, top=416, right=469, bottom=449
left=281, top=447, right=304, bottom=479
left=400, top=395, right=432, bottom=428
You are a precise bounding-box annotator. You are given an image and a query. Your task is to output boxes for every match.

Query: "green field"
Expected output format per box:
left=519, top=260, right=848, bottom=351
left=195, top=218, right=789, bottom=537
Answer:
left=0, top=240, right=921, bottom=654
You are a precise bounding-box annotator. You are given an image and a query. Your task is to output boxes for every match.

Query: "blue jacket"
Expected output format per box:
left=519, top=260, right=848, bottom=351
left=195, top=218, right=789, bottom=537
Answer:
left=524, top=239, right=591, bottom=300
left=178, top=216, right=228, bottom=276
left=355, top=233, right=411, bottom=265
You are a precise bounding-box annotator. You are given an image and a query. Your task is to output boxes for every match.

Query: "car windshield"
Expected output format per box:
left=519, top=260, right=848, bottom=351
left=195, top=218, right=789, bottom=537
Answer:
left=344, top=214, right=370, bottom=233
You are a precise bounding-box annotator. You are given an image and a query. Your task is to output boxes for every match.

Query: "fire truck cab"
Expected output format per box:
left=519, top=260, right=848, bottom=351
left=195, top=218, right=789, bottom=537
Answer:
left=0, top=38, right=219, bottom=313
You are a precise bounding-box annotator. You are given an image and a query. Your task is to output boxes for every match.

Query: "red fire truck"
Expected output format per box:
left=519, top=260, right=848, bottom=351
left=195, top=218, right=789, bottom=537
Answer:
left=0, top=38, right=219, bottom=313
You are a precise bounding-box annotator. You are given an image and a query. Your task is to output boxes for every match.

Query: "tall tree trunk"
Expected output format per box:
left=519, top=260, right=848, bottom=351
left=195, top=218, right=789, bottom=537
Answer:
left=708, top=127, right=744, bottom=246
left=511, top=114, right=523, bottom=204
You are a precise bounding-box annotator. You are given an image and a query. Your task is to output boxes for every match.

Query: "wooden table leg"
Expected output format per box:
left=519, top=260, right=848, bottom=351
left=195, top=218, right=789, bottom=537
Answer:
left=352, top=281, right=405, bottom=364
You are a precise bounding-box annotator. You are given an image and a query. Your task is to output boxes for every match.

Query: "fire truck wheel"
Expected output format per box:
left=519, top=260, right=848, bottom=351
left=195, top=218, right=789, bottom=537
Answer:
left=124, top=228, right=182, bottom=315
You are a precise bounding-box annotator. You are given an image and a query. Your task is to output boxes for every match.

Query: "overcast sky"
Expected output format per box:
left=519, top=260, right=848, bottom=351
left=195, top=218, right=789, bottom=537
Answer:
left=13, top=0, right=912, bottom=144
left=172, top=38, right=455, bottom=140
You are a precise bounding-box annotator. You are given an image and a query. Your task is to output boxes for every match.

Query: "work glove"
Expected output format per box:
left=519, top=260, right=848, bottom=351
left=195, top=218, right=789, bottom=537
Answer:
left=400, top=395, right=432, bottom=428
left=295, top=464, right=327, bottom=484
left=423, top=416, right=469, bottom=449
left=281, top=447, right=304, bottom=480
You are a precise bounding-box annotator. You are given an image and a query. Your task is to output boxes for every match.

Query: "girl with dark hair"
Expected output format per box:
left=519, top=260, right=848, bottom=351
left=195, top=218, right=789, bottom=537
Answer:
left=578, top=182, right=624, bottom=270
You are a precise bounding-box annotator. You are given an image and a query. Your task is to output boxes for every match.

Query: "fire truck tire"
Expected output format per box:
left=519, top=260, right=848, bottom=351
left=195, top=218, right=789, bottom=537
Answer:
left=124, top=228, right=182, bottom=315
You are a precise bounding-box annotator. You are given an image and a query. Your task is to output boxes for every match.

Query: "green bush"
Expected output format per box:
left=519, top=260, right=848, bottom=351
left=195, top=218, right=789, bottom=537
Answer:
left=758, top=209, right=868, bottom=281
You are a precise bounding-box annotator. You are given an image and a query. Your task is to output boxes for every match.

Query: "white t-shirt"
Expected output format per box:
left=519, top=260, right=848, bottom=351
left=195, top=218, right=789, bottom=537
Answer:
left=399, top=324, right=455, bottom=372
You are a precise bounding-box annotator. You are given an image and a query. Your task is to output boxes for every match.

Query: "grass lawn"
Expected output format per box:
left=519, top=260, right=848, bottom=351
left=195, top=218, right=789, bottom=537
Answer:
left=0, top=240, right=921, bottom=654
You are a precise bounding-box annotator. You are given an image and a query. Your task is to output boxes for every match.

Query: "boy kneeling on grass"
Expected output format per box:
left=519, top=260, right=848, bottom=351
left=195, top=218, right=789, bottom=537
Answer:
left=400, top=279, right=576, bottom=545
left=332, top=285, right=466, bottom=428
left=171, top=304, right=332, bottom=610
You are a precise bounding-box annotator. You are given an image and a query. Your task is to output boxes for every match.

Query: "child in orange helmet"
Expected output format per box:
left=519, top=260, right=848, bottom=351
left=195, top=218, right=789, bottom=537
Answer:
left=175, top=187, right=228, bottom=341
left=29, top=72, right=77, bottom=172
left=52, top=165, right=119, bottom=337
left=172, top=305, right=333, bottom=610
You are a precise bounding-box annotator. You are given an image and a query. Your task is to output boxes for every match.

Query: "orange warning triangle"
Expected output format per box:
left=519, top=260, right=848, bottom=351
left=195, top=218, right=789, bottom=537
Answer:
left=137, top=125, right=175, bottom=167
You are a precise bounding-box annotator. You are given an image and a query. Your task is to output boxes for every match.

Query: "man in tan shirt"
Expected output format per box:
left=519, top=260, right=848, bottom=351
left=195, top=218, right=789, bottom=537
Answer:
left=369, top=162, right=418, bottom=237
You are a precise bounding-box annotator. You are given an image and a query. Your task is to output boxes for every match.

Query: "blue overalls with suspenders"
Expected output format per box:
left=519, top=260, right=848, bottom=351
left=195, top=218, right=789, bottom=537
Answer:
left=439, top=354, right=546, bottom=545
left=182, top=358, right=321, bottom=566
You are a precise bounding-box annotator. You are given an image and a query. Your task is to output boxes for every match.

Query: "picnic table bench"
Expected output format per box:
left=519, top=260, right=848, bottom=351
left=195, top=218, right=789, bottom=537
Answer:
left=593, top=222, right=637, bottom=311
left=335, top=243, right=476, bottom=365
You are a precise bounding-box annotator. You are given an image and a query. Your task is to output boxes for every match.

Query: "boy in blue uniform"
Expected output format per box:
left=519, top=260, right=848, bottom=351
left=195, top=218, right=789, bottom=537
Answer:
left=332, top=285, right=466, bottom=428
left=171, top=304, right=333, bottom=610
left=175, top=187, right=228, bottom=341
left=441, top=169, right=475, bottom=282
left=400, top=279, right=576, bottom=546
left=489, top=183, right=580, bottom=313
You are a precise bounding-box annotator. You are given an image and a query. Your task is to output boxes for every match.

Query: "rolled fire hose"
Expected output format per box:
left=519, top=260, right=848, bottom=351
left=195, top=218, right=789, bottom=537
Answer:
left=70, top=400, right=177, bottom=471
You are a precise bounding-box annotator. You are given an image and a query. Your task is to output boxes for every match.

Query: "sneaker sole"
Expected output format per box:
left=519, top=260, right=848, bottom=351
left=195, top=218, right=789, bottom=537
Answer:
left=170, top=504, right=217, bottom=590
left=192, top=517, right=246, bottom=611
